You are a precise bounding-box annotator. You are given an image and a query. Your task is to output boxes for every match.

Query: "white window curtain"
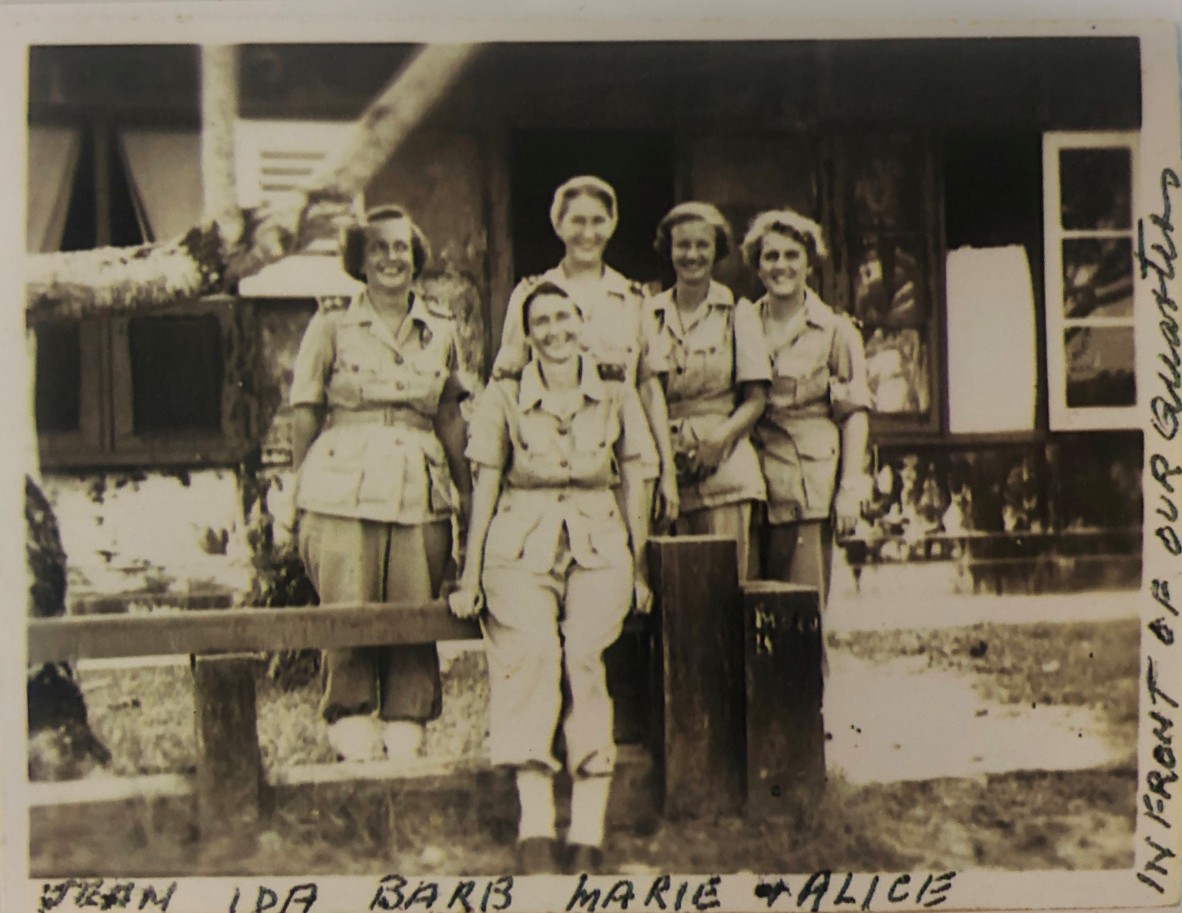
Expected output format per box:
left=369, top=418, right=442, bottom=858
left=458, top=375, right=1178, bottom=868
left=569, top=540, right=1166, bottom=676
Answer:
left=27, top=126, right=81, bottom=253
left=945, top=245, right=1038, bottom=434
left=118, top=130, right=202, bottom=242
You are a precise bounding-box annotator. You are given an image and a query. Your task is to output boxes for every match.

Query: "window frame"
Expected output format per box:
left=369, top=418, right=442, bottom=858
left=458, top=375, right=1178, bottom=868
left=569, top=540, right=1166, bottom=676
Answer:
left=35, top=297, right=258, bottom=470
left=1043, top=130, right=1139, bottom=431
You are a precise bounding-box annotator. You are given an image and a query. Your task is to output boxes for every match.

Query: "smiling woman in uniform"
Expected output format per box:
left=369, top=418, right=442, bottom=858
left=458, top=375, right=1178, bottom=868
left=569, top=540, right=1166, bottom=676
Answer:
left=451, top=282, right=657, bottom=875
left=641, top=202, right=770, bottom=577
left=742, top=209, right=871, bottom=604
left=289, top=205, right=472, bottom=762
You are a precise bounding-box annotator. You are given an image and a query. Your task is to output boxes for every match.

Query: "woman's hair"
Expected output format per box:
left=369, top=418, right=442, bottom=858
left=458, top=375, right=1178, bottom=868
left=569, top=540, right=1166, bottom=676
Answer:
left=740, top=209, right=828, bottom=271
left=549, top=175, right=618, bottom=231
left=653, top=201, right=733, bottom=262
left=341, top=205, right=432, bottom=282
left=521, top=280, right=581, bottom=332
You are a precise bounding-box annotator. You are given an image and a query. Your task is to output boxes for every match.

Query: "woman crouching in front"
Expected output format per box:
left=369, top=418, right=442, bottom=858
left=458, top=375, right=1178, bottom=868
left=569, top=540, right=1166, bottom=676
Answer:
left=449, top=281, right=657, bottom=875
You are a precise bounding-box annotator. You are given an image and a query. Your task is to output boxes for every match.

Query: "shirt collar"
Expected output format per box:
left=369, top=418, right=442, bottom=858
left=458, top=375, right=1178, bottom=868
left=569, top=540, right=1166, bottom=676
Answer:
left=343, top=290, right=428, bottom=346
left=541, top=264, right=632, bottom=300
left=757, top=289, right=827, bottom=328
left=518, top=356, right=605, bottom=411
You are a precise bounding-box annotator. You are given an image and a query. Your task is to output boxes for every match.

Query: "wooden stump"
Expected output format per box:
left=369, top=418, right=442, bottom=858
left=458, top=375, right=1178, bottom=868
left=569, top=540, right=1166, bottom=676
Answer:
left=741, top=581, right=825, bottom=820
left=192, top=655, right=266, bottom=850
left=649, top=535, right=745, bottom=819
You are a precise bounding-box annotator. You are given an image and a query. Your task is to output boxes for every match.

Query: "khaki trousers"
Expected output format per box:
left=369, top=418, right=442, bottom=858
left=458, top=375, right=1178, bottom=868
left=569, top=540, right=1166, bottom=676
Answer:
left=298, top=512, right=448, bottom=723
left=482, top=532, right=633, bottom=776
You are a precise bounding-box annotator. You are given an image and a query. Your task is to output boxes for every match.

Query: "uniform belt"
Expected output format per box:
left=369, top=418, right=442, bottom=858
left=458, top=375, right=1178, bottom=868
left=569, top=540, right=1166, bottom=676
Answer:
left=766, top=404, right=831, bottom=421
left=326, top=406, right=434, bottom=432
left=667, top=393, right=734, bottom=420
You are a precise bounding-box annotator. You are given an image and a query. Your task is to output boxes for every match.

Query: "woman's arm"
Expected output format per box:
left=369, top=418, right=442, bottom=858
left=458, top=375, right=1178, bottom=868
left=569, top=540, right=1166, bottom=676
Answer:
left=834, top=409, right=871, bottom=536
left=691, top=381, right=768, bottom=474
left=290, top=404, right=324, bottom=470
left=433, top=387, right=473, bottom=514
left=638, top=375, right=679, bottom=525
left=619, top=459, right=653, bottom=614
left=449, top=465, right=502, bottom=619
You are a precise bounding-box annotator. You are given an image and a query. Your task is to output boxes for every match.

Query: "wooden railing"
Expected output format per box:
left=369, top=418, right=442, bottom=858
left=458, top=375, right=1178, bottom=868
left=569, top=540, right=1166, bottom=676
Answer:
left=29, top=537, right=823, bottom=845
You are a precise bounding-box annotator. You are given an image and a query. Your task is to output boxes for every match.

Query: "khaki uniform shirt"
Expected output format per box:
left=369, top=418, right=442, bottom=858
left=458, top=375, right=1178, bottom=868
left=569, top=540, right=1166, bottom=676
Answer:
left=466, top=357, right=659, bottom=574
left=290, top=291, right=464, bottom=524
left=642, top=281, right=771, bottom=513
left=492, top=266, right=647, bottom=383
left=754, top=289, right=871, bottom=524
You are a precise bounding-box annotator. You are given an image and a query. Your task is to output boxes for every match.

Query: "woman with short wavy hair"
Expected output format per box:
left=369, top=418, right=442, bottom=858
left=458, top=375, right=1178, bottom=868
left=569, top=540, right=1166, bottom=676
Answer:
left=641, top=201, right=770, bottom=577
left=289, top=205, right=472, bottom=762
left=741, top=209, right=871, bottom=602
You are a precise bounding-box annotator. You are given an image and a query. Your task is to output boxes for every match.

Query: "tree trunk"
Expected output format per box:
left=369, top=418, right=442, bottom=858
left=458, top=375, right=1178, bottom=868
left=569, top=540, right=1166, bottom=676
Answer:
left=26, top=43, right=480, bottom=326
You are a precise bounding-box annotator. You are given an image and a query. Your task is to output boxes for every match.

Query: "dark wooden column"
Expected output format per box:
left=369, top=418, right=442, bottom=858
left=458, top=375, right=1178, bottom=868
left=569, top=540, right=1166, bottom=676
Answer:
left=741, top=581, right=825, bottom=819
left=649, top=535, right=745, bottom=818
left=192, top=655, right=266, bottom=848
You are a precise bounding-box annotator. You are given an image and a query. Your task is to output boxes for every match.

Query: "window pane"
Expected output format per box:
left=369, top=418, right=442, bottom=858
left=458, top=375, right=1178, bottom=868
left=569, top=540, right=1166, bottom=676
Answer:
left=852, top=235, right=927, bottom=327
left=1062, top=237, right=1134, bottom=318
left=1059, top=147, right=1132, bottom=230
left=864, top=327, right=930, bottom=416
left=1064, top=326, right=1135, bottom=408
left=850, top=139, right=923, bottom=230
left=34, top=324, right=81, bottom=433
left=128, top=315, right=223, bottom=433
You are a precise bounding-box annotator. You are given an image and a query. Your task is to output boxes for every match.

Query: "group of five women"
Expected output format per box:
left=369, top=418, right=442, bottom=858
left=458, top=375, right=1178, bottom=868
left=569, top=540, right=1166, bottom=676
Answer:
left=289, top=175, right=871, bottom=875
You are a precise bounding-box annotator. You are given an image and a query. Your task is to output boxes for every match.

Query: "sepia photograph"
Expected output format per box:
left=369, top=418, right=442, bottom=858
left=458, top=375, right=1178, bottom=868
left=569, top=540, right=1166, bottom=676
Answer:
left=7, top=5, right=1182, bottom=911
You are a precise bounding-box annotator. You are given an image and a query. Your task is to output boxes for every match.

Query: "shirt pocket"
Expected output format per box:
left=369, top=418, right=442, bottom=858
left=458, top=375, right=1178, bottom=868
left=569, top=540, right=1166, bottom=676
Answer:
left=485, top=507, right=542, bottom=564
left=795, top=424, right=840, bottom=511
left=357, top=444, right=407, bottom=508
left=298, top=434, right=365, bottom=510
left=576, top=498, right=630, bottom=564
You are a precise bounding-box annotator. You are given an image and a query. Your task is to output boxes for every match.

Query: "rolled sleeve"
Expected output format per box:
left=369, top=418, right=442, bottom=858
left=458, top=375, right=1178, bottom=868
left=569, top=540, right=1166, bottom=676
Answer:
left=733, top=298, right=773, bottom=385
left=491, top=283, right=530, bottom=379
left=615, top=385, right=659, bottom=480
left=465, top=382, right=511, bottom=469
left=829, top=315, right=872, bottom=422
left=289, top=311, right=335, bottom=407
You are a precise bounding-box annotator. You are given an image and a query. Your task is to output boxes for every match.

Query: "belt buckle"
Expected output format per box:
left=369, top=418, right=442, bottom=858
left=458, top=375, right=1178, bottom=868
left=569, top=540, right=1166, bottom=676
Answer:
left=384, top=405, right=399, bottom=426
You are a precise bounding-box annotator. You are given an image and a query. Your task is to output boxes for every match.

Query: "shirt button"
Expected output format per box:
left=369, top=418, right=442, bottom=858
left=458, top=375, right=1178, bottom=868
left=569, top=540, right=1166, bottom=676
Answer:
left=396, top=381, right=405, bottom=390
left=558, top=427, right=569, bottom=436
left=557, top=492, right=567, bottom=503
left=560, top=459, right=569, bottom=468
left=394, top=354, right=404, bottom=365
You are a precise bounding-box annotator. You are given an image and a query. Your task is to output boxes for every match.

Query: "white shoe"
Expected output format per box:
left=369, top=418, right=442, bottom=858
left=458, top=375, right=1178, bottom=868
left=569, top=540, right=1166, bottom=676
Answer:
left=382, top=720, right=425, bottom=761
left=326, top=715, right=384, bottom=762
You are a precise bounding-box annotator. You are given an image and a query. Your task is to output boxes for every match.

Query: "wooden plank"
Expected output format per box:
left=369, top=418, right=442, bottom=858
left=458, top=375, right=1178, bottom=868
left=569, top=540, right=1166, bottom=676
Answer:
left=649, top=535, right=745, bottom=819
left=28, top=600, right=482, bottom=664
left=192, top=656, right=265, bottom=847
left=742, top=581, right=825, bottom=820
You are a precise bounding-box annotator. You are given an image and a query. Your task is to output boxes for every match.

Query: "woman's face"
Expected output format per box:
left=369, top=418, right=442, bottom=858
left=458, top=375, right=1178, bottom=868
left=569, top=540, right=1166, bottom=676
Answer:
left=757, top=230, right=809, bottom=302
left=526, top=294, right=582, bottom=364
left=555, top=193, right=614, bottom=268
left=670, top=219, right=717, bottom=285
left=363, top=218, right=415, bottom=294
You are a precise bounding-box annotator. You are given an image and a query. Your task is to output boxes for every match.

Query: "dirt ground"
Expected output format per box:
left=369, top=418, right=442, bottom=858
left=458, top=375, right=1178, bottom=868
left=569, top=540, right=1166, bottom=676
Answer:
left=28, top=618, right=1138, bottom=876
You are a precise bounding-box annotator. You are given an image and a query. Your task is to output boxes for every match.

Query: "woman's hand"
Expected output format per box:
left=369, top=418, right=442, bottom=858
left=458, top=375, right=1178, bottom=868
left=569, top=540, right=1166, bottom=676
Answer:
left=833, top=475, right=872, bottom=538
left=653, top=467, right=681, bottom=526
left=632, top=564, right=654, bottom=616
left=689, top=425, right=733, bottom=477
left=448, top=580, right=485, bottom=619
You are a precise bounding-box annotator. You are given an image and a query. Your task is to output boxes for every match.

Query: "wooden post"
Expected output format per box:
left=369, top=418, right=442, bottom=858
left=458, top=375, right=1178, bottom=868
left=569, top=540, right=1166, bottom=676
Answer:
left=649, top=535, right=745, bottom=818
left=741, top=581, right=825, bottom=820
left=192, top=656, right=266, bottom=849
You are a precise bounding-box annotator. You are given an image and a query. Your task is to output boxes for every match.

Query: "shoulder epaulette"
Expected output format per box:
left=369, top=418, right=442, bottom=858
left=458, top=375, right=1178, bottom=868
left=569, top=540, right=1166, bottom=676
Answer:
left=597, top=363, right=627, bottom=383
left=317, top=295, right=351, bottom=312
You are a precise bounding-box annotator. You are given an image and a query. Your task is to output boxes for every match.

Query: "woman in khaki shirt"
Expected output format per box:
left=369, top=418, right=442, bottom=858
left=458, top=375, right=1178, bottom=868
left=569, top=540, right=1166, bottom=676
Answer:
left=642, top=202, right=771, bottom=578
left=451, top=282, right=657, bottom=875
left=289, top=206, right=471, bottom=762
left=742, top=209, right=872, bottom=604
